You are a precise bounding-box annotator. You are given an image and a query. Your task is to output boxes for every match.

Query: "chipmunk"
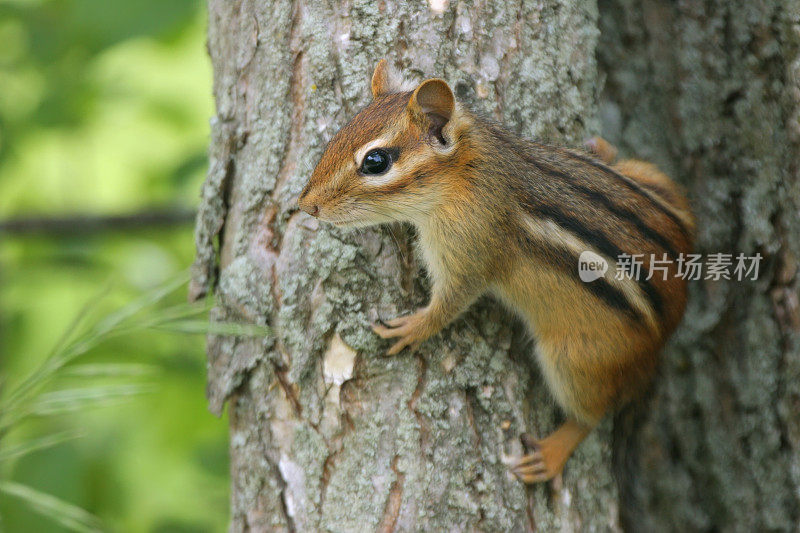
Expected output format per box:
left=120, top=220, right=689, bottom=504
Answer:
left=298, top=60, right=694, bottom=483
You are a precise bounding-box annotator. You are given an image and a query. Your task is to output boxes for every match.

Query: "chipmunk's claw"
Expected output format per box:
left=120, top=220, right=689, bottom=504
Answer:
left=508, top=432, right=559, bottom=484
left=372, top=310, right=428, bottom=355
left=509, top=451, right=553, bottom=484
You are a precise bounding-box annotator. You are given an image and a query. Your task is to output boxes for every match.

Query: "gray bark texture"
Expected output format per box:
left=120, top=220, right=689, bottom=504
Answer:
left=599, top=1, right=800, bottom=531
left=192, top=0, right=800, bottom=531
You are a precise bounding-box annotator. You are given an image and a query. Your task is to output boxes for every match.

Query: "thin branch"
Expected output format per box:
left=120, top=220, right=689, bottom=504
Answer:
left=0, top=207, right=196, bottom=236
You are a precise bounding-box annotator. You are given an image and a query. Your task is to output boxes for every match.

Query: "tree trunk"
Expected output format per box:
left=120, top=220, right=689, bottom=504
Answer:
left=193, top=0, right=800, bottom=531
left=193, top=0, right=621, bottom=530
left=598, top=1, right=800, bottom=530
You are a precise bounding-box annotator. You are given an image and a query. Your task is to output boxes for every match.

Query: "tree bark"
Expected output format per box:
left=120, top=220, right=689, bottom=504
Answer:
left=193, top=0, right=800, bottom=531
left=193, top=0, right=622, bottom=530
left=598, top=1, right=800, bottom=530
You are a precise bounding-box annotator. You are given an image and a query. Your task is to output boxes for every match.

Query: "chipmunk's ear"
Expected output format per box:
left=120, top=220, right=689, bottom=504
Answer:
left=408, top=78, right=455, bottom=145
left=371, top=59, right=392, bottom=98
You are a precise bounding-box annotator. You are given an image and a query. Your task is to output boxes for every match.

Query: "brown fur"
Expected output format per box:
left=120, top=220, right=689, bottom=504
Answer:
left=298, top=61, right=695, bottom=482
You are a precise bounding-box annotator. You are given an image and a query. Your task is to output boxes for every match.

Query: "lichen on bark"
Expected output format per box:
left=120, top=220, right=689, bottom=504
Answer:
left=197, top=0, right=624, bottom=531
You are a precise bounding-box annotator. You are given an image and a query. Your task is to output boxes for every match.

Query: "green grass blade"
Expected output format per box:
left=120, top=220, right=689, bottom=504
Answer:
left=0, top=481, right=103, bottom=532
left=29, top=385, right=154, bottom=416
left=62, top=364, right=158, bottom=378
left=134, top=301, right=211, bottom=323
left=1, top=273, right=188, bottom=419
left=0, top=431, right=82, bottom=463
left=0, top=284, right=114, bottom=421
left=89, top=273, right=190, bottom=339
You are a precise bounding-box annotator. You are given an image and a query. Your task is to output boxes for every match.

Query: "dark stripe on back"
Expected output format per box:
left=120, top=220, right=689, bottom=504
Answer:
left=485, top=123, right=667, bottom=320
left=529, top=158, right=680, bottom=259
left=518, top=231, right=644, bottom=324
left=522, top=200, right=665, bottom=318
left=565, top=150, right=691, bottom=239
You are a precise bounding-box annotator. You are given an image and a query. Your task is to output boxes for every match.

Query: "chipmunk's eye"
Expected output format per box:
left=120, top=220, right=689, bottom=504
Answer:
left=361, top=149, right=391, bottom=175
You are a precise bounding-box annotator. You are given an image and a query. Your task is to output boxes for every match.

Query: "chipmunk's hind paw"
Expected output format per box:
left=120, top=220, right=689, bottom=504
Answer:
left=508, top=420, right=591, bottom=484
left=508, top=433, right=561, bottom=484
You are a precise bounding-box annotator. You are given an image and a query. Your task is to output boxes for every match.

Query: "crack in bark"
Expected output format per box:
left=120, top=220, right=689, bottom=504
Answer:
left=190, top=124, right=240, bottom=301
left=268, top=450, right=291, bottom=530
left=277, top=481, right=297, bottom=533
left=407, top=353, right=430, bottom=452
left=377, top=455, right=406, bottom=533
left=275, top=363, right=303, bottom=418
left=273, top=0, right=307, bottom=199
left=253, top=204, right=284, bottom=310
left=464, top=387, right=484, bottom=449
left=524, top=491, right=536, bottom=533
left=317, top=442, right=342, bottom=512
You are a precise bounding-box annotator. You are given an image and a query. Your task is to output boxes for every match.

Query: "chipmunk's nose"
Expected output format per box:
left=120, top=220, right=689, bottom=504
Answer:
left=298, top=198, right=319, bottom=217
left=302, top=204, right=319, bottom=217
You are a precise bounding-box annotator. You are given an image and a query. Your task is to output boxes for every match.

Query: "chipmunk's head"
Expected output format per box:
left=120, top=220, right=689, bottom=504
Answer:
left=298, top=60, right=467, bottom=227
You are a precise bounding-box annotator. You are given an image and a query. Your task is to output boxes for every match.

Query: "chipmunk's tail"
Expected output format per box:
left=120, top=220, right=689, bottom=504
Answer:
left=615, top=159, right=696, bottom=243
left=586, top=136, right=696, bottom=242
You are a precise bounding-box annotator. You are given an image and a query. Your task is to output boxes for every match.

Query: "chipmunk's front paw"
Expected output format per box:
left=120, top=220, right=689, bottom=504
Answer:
left=372, top=310, right=431, bottom=355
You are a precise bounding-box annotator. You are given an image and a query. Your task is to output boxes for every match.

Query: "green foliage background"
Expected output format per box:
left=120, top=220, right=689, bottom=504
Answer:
left=0, top=1, right=227, bottom=531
